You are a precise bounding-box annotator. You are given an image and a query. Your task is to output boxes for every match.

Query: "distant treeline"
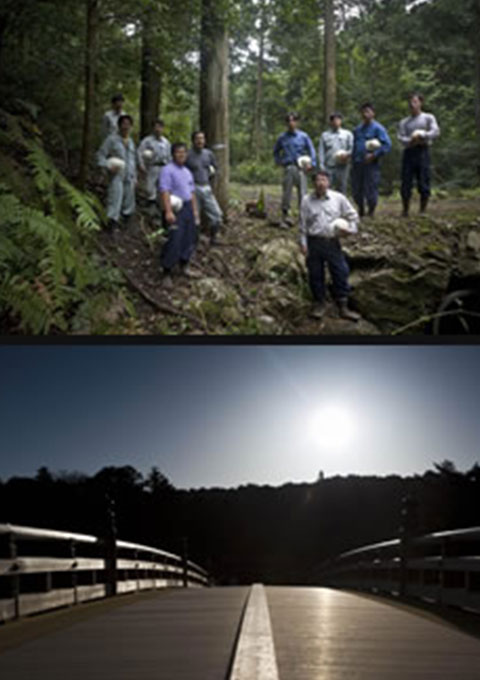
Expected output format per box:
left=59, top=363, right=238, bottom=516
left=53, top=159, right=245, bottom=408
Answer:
left=1, top=460, right=479, bottom=584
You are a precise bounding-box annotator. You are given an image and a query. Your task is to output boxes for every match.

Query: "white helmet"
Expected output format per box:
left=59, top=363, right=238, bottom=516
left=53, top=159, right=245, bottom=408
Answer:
left=331, top=217, right=351, bottom=234
left=170, top=194, right=183, bottom=213
left=297, top=155, right=312, bottom=170
left=335, top=150, right=349, bottom=163
left=365, top=138, right=381, bottom=152
left=106, top=157, right=126, bottom=171
left=142, top=148, right=154, bottom=160
left=411, top=129, right=427, bottom=140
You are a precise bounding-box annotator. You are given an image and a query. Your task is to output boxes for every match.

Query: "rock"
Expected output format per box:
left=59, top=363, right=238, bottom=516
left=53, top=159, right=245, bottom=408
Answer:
left=254, top=237, right=307, bottom=285
left=345, top=216, right=460, bottom=332
left=188, top=277, right=244, bottom=325
left=259, top=282, right=310, bottom=325
left=255, top=314, right=279, bottom=334
left=351, top=266, right=449, bottom=331
left=456, top=228, right=480, bottom=278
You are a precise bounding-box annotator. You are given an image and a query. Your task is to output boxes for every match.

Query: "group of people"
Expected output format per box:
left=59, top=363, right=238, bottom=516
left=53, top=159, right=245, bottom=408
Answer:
left=97, top=93, right=223, bottom=288
left=273, top=94, right=440, bottom=320
left=96, top=91, right=440, bottom=325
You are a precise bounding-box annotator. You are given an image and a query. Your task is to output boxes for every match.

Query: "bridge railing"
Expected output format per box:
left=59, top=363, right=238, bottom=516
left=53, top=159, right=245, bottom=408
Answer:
left=0, top=523, right=209, bottom=623
left=319, top=527, right=480, bottom=614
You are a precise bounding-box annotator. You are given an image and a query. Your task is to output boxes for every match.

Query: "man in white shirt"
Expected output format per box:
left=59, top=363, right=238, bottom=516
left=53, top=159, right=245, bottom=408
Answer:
left=318, top=112, right=353, bottom=195
left=397, top=93, right=440, bottom=216
left=300, top=171, right=360, bottom=321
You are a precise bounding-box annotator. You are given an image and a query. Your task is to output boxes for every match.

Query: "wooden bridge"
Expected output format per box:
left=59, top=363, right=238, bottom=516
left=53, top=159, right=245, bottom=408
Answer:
left=1, top=524, right=480, bottom=678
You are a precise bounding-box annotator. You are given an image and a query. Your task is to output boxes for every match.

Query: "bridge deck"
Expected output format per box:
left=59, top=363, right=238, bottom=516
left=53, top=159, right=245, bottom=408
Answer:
left=1, top=586, right=480, bottom=679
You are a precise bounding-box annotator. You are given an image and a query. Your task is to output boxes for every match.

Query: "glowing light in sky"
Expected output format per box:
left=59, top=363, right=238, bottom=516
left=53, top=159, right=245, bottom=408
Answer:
left=308, top=404, right=357, bottom=450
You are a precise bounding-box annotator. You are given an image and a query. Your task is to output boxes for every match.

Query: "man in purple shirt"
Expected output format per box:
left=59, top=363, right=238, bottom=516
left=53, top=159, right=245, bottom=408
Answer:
left=159, top=143, right=200, bottom=288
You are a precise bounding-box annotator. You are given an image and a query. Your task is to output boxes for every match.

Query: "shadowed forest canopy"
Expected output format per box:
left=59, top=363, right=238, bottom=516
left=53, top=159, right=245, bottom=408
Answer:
left=1, top=461, right=480, bottom=583
left=1, top=0, right=479, bottom=184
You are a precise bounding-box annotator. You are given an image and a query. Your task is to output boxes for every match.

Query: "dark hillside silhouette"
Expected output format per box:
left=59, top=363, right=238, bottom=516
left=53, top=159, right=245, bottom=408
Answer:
left=1, top=460, right=479, bottom=583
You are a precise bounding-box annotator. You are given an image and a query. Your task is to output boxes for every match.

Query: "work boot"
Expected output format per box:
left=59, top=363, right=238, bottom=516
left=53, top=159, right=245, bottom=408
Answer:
left=121, top=213, right=135, bottom=227
left=401, top=198, right=410, bottom=218
left=420, top=195, right=429, bottom=214
left=337, top=298, right=360, bottom=322
left=106, top=218, right=120, bottom=232
left=310, top=301, right=328, bottom=320
left=367, top=204, right=376, bottom=218
left=210, top=229, right=225, bottom=246
left=180, top=262, right=201, bottom=279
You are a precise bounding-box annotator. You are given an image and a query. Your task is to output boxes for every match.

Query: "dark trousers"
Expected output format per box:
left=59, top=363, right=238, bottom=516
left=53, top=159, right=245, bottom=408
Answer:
left=161, top=200, right=197, bottom=271
left=401, top=146, right=431, bottom=201
left=352, top=161, right=380, bottom=215
left=306, top=236, right=350, bottom=303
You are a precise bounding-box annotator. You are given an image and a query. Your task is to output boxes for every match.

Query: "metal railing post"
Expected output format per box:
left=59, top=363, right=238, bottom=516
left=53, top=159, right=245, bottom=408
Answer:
left=104, top=494, right=118, bottom=597
left=182, top=537, right=189, bottom=588
left=8, top=532, right=20, bottom=620
left=104, top=534, right=117, bottom=597
left=71, top=540, right=78, bottom=605
left=439, top=537, right=446, bottom=607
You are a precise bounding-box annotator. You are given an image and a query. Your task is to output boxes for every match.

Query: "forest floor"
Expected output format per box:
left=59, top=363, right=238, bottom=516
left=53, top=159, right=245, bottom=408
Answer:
left=96, top=182, right=480, bottom=336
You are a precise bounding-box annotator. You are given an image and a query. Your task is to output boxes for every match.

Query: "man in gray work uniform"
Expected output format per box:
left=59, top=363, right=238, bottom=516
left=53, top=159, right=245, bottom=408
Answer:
left=186, top=130, right=223, bottom=246
left=137, top=119, right=171, bottom=213
left=101, top=93, right=127, bottom=140
left=398, top=93, right=440, bottom=216
left=97, top=114, right=137, bottom=230
left=318, top=112, right=353, bottom=195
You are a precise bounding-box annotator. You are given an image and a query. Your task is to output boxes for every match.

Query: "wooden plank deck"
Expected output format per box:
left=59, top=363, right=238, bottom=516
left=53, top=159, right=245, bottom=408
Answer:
left=0, top=587, right=248, bottom=680
left=267, top=587, right=480, bottom=679
left=1, top=586, right=480, bottom=678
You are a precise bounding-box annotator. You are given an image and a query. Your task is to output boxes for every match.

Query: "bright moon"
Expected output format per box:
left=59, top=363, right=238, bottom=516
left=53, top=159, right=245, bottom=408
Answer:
left=309, top=405, right=356, bottom=449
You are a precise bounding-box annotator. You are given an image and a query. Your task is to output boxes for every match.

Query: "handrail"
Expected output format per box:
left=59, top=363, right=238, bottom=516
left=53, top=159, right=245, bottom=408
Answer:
left=0, top=523, right=97, bottom=544
left=319, top=526, right=480, bottom=614
left=0, top=523, right=209, bottom=623
left=115, top=538, right=182, bottom=561
left=337, top=526, right=480, bottom=560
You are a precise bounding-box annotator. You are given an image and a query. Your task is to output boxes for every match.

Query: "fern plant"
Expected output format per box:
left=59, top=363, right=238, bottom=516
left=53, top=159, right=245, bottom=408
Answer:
left=0, top=144, right=131, bottom=334
left=25, top=141, right=105, bottom=230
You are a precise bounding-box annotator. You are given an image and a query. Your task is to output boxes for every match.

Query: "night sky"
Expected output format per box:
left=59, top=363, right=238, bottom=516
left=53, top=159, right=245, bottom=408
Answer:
left=0, top=345, right=479, bottom=488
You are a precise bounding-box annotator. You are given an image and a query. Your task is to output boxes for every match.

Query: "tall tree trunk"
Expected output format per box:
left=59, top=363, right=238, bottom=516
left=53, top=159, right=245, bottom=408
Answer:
left=140, top=17, right=162, bottom=139
left=323, top=0, right=336, bottom=125
left=200, top=0, right=230, bottom=214
left=79, top=0, right=99, bottom=189
left=251, top=2, right=266, bottom=158
left=473, top=0, right=480, bottom=170
left=0, top=14, right=9, bottom=78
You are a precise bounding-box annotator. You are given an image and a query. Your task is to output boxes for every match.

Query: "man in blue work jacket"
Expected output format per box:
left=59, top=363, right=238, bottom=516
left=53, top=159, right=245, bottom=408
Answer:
left=352, top=103, right=391, bottom=218
left=273, top=112, right=317, bottom=229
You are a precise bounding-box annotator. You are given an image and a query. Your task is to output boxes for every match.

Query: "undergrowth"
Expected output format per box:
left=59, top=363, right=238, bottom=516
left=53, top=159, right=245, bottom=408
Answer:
left=0, top=137, right=133, bottom=334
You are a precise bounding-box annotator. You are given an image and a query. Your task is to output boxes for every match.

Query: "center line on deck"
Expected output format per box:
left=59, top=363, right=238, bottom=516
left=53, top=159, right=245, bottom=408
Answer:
left=229, top=584, right=279, bottom=680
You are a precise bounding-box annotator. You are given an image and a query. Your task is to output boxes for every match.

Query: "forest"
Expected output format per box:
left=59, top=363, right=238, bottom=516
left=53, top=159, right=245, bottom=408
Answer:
left=1, top=460, right=479, bottom=583
left=1, top=0, right=479, bottom=335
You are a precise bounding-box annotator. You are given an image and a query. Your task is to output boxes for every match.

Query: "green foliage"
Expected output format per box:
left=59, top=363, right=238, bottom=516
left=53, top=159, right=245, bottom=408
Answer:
left=231, top=160, right=280, bottom=185
left=25, top=141, right=105, bottom=229
left=0, top=146, right=131, bottom=334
